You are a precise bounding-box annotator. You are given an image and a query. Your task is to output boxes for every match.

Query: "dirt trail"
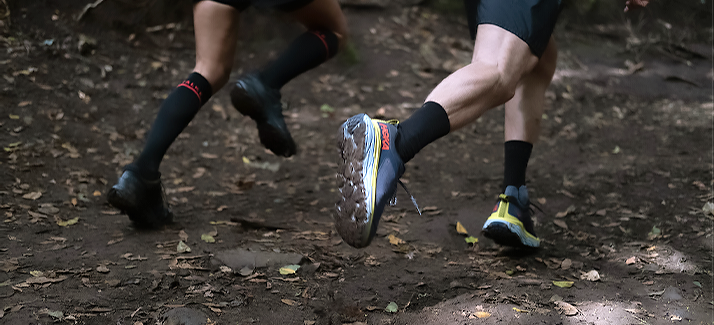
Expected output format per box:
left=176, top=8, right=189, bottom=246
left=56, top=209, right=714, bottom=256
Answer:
left=0, top=1, right=712, bottom=324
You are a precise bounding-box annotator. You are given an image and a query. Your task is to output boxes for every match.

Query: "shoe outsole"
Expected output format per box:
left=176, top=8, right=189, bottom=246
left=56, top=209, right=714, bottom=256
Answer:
left=482, top=220, right=540, bottom=248
left=231, top=84, right=296, bottom=157
left=335, top=114, right=376, bottom=248
left=107, top=188, right=172, bottom=229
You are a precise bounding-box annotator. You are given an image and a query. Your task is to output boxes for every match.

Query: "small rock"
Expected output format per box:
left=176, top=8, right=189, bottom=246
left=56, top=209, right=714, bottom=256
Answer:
left=662, top=287, right=683, bottom=301
left=160, top=307, right=208, bottom=325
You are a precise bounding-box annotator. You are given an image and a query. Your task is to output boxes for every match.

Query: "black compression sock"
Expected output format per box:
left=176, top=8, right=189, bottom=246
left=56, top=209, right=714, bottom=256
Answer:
left=133, top=72, right=212, bottom=179
left=395, top=101, right=451, bottom=163
left=259, top=30, right=339, bottom=90
left=502, top=140, right=533, bottom=191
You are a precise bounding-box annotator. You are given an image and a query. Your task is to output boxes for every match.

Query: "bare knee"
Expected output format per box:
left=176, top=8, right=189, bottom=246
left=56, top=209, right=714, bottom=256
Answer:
left=193, top=61, right=233, bottom=92
left=532, top=40, right=557, bottom=83
left=494, top=69, right=520, bottom=103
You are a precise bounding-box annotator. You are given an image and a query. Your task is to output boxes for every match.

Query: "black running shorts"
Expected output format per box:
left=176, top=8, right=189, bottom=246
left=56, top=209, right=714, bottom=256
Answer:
left=465, top=0, right=561, bottom=57
left=194, top=0, right=315, bottom=12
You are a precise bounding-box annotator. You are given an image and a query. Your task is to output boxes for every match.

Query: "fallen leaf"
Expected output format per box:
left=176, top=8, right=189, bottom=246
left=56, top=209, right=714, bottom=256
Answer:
left=22, top=192, right=42, bottom=200
left=553, top=281, right=574, bottom=288
left=625, top=256, right=636, bottom=265
left=474, top=311, right=491, bottom=318
left=456, top=221, right=468, bottom=235
left=561, top=259, right=572, bottom=270
left=176, top=241, right=191, bottom=253
left=555, top=205, right=576, bottom=218
left=554, top=301, right=578, bottom=316
left=201, top=153, right=218, bottom=159
left=57, top=217, right=79, bottom=227
left=201, top=234, right=215, bottom=243
left=279, top=264, right=300, bottom=275
left=9, top=114, right=19, bottom=119
left=464, top=236, right=478, bottom=244
left=512, top=307, right=529, bottom=313
left=92, top=190, right=101, bottom=196
left=385, top=301, right=398, bottom=313
left=388, top=234, right=405, bottom=246
left=693, top=281, right=702, bottom=288
left=580, top=270, right=600, bottom=281
left=553, top=220, right=568, bottom=229
left=281, top=299, right=298, bottom=306
left=647, top=226, right=661, bottom=240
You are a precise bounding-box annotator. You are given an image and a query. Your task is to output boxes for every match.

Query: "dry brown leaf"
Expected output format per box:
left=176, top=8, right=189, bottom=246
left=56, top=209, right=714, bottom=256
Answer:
left=456, top=221, right=468, bottom=235
left=553, top=220, right=568, bottom=229
left=554, top=301, right=578, bottom=316
left=281, top=299, right=298, bottom=306
left=474, top=311, right=491, bottom=318
left=22, top=192, right=42, bottom=200
left=625, top=256, right=637, bottom=265
left=388, top=234, right=405, bottom=246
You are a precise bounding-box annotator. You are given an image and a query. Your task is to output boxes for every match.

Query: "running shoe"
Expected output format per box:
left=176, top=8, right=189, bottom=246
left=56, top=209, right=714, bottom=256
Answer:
left=335, top=114, right=419, bottom=248
left=230, top=74, right=296, bottom=157
left=107, top=165, right=173, bottom=229
left=481, top=185, right=540, bottom=248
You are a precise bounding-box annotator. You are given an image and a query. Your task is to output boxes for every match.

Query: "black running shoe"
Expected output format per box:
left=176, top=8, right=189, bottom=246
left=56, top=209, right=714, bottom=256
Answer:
left=481, top=185, right=540, bottom=248
left=335, top=114, right=420, bottom=248
left=230, top=74, right=297, bottom=157
left=107, top=165, right=173, bottom=229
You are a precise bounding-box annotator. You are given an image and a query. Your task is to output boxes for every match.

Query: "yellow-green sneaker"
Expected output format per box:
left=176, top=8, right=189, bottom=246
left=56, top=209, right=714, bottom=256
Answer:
left=481, top=185, right=540, bottom=248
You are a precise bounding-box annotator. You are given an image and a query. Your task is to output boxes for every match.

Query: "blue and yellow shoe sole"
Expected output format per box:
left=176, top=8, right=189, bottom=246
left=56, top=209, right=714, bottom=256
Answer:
left=482, top=196, right=540, bottom=248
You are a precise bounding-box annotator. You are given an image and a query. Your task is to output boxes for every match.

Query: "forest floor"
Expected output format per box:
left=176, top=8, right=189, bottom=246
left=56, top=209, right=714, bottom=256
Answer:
left=1, top=1, right=713, bottom=324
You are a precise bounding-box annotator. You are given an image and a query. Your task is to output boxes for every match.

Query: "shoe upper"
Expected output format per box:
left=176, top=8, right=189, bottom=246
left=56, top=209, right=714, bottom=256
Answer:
left=109, top=165, right=172, bottom=228
left=232, top=74, right=283, bottom=123
left=231, top=74, right=296, bottom=157
left=502, top=185, right=537, bottom=238
left=364, top=120, right=405, bottom=245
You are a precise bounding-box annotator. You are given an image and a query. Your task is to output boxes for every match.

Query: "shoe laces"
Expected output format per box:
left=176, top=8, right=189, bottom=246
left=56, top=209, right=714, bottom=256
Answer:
left=389, top=180, right=421, bottom=215
left=498, top=194, right=543, bottom=216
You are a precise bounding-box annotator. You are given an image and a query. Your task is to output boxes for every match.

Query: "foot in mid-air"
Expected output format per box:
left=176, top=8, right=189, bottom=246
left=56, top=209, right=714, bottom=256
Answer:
left=335, top=113, right=406, bottom=248
left=481, top=185, right=540, bottom=248
left=230, top=74, right=297, bottom=157
left=107, top=165, right=173, bottom=229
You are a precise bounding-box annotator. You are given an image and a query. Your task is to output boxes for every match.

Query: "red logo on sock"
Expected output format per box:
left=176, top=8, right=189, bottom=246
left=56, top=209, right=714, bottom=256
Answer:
left=178, top=80, right=202, bottom=103
left=379, top=123, right=390, bottom=150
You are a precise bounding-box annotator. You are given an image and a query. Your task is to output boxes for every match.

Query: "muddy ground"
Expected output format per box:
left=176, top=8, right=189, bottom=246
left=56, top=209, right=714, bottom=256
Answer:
left=1, top=1, right=713, bottom=324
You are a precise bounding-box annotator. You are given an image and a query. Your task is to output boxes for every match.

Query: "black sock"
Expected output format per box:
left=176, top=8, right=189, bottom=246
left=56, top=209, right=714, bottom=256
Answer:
left=395, top=101, right=450, bottom=163
left=133, top=72, right=212, bottom=179
left=503, top=140, right=533, bottom=191
left=259, top=30, right=339, bottom=90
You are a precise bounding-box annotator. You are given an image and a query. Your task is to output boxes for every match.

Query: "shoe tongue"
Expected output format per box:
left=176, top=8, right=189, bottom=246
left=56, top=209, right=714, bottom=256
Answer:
left=504, top=185, right=528, bottom=206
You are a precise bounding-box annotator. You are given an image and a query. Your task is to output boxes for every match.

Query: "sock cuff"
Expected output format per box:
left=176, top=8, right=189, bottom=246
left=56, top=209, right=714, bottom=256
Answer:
left=421, top=101, right=451, bottom=136
left=309, top=30, right=339, bottom=60
left=504, top=140, right=534, bottom=150
left=178, top=72, right=213, bottom=105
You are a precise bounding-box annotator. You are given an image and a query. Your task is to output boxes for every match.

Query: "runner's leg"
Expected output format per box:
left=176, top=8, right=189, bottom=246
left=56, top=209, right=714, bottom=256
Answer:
left=501, top=38, right=557, bottom=190
left=396, top=24, right=539, bottom=164
left=257, top=0, right=346, bottom=90
left=133, top=1, right=239, bottom=177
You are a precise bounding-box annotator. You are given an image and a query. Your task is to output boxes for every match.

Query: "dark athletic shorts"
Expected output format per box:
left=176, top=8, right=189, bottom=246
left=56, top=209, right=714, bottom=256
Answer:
left=465, top=0, right=561, bottom=57
left=194, top=0, right=315, bottom=12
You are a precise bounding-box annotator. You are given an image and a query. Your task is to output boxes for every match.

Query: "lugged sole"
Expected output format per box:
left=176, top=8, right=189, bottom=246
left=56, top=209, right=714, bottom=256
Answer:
left=482, top=219, right=540, bottom=248
left=335, top=114, right=378, bottom=248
